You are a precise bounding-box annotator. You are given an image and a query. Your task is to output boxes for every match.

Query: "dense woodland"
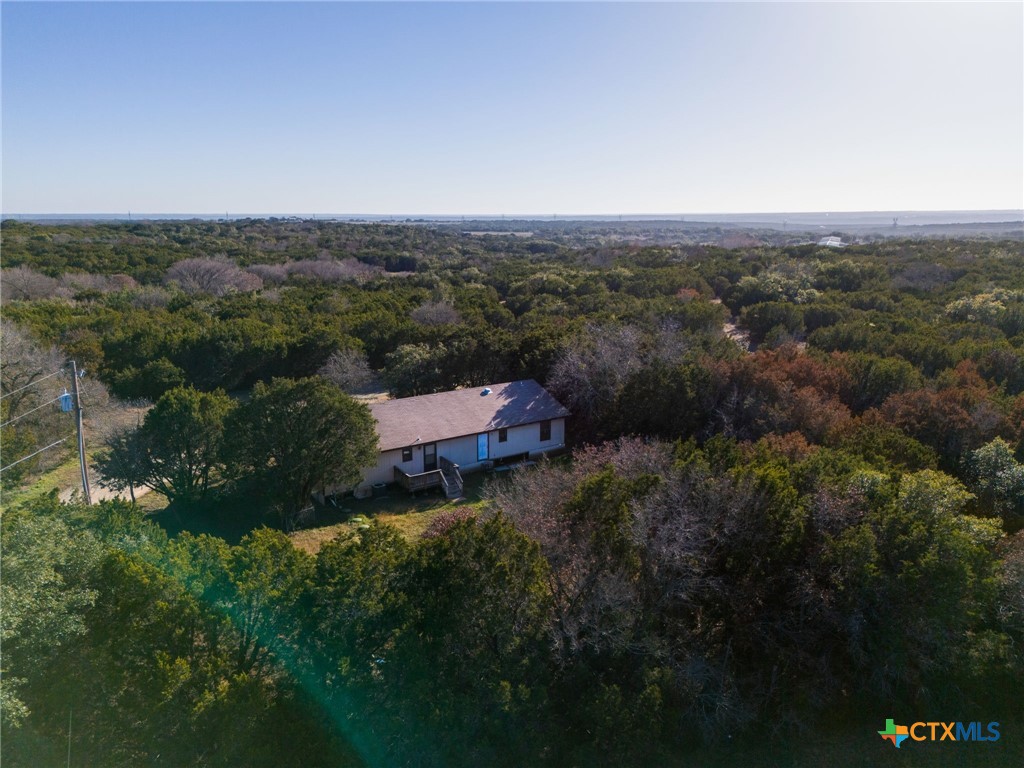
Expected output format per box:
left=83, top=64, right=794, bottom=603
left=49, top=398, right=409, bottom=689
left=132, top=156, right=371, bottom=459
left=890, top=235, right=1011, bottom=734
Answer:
left=2, top=219, right=1023, bottom=766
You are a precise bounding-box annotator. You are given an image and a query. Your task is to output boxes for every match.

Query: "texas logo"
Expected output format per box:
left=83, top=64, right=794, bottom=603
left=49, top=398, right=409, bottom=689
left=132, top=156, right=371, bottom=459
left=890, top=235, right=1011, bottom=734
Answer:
left=878, top=719, right=910, bottom=748
left=878, top=718, right=1001, bottom=748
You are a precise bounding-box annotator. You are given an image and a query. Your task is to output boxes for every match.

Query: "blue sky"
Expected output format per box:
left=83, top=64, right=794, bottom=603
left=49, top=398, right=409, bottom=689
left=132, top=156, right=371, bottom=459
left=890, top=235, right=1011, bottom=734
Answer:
left=2, top=2, right=1022, bottom=215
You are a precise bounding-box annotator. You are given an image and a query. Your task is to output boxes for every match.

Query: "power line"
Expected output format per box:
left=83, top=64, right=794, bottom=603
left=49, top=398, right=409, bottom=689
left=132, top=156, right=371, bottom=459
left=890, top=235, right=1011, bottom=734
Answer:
left=0, top=395, right=63, bottom=429
left=0, top=368, right=65, bottom=400
left=0, top=362, right=92, bottom=498
left=0, top=434, right=74, bottom=474
left=76, top=378, right=98, bottom=405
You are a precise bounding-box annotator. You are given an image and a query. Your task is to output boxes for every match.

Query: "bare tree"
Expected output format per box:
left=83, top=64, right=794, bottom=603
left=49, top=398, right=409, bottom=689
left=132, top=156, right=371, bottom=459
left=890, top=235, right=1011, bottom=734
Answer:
left=247, top=258, right=381, bottom=286
left=60, top=272, right=139, bottom=295
left=0, top=320, right=72, bottom=482
left=410, top=300, right=461, bottom=326
left=421, top=508, right=478, bottom=539
left=1, top=320, right=66, bottom=418
left=651, top=319, right=694, bottom=363
left=547, top=323, right=645, bottom=428
left=246, top=263, right=289, bottom=285
left=489, top=436, right=827, bottom=736
left=0, top=266, right=70, bottom=302
left=129, top=285, right=173, bottom=309
left=318, top=348, right=376, bottom=394
left=996, top=534, right=1024, bottom=640
left=164, top=257, right=263, bottom=296
left=285, top=257, right=379, bottom=284
left=488, top=439, right=672, bottom=662
left=76, top=372, right=125, bottom=442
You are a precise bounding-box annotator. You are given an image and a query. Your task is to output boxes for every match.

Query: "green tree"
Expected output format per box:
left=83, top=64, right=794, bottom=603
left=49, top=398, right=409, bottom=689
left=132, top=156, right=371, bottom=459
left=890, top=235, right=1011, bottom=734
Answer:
left=738, top=301, right=804, bottom=345
left=612, top=360, right=716, bottom=439
left=94, top=423, right=148, bottom=502
left=839, top=352, right=923, bottom=412
left=383, top=342, right=448, bottom=397
left=311, top=523, right=410, bottom=688
left=967, top=437, right=1024, bottom=526
left=831, top=419, right=938, bottom=473
left=828, top=470, right=1003, bottom=702
left=0, top=498, right=101, bottom=725
left=389, top=515, right=552, bottom=765
left=227, top=528, right=314, bottom=674
left=227, top=377, right=378, bottom=523
left=110, top=357, right=187, bottom=401
left=135, top=386, right=235, bottom=504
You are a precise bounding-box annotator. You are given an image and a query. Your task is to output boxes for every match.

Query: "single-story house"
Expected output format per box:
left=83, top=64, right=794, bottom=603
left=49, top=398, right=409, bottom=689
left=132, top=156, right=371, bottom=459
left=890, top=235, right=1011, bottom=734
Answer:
left=336, top=379, right=569, bottom=500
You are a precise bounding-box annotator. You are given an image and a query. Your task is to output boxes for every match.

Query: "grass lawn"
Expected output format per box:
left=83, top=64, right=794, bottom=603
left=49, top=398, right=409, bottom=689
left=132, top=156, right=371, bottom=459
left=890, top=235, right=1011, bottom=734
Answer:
left=134, top=491, right=169, bottom=514
left=145, top=473, right=495, bottom=550
left=6, top=453, right=499, bottom=555
left=149, top=490, right=280, bottom=545
left=289, top=472, right=493, bottom=555
left=2, top=452, right=83, bottom=509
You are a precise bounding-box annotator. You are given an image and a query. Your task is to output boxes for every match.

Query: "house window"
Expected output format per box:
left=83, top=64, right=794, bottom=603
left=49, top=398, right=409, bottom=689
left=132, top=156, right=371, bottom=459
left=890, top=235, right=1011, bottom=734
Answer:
left=539, top=420, right=551, bottom=442
left=498, top=428, right=508, bottom=443
left=402, top=447, right=413, bottom=462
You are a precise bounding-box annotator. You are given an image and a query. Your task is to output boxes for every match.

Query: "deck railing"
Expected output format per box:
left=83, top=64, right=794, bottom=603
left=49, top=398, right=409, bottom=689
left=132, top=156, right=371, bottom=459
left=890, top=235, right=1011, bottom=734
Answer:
left=394, top=465, right=444, bottom=492
left=394, top=458, right=463, bottom=498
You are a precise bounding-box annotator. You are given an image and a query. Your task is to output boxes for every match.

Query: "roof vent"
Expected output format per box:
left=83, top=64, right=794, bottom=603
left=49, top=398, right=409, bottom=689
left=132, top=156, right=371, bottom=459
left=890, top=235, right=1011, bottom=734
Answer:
left=481, top=387, right=492, bottom=396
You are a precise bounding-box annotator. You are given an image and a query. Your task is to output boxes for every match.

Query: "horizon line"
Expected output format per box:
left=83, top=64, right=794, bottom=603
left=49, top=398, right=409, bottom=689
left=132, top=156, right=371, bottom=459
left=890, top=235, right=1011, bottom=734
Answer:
left=5, top=208, right=1023, bottom=219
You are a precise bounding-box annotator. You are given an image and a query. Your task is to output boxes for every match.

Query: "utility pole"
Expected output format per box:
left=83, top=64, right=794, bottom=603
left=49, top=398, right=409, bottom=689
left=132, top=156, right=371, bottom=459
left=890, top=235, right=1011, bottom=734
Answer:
left=70, top=361, right=92, bottom=504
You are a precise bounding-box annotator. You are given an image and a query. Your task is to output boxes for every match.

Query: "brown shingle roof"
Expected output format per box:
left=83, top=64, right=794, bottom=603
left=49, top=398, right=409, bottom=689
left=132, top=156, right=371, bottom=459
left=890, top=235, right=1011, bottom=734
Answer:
left=370, top=380, right=569, bottom=452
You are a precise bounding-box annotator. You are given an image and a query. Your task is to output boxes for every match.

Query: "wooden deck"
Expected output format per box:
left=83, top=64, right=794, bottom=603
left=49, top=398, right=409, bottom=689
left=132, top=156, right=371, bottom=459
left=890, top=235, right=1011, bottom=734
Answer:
left=394, top=457, right=464, bottom=499
left=394, top=466, right=443, bottom=492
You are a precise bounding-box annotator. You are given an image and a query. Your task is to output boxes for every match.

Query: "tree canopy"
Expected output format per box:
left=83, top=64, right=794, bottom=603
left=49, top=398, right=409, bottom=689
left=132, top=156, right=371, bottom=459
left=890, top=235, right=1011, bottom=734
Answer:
left=226, top=377, right=378, bottom=523
left=3, top=219, right=1023, bottom=766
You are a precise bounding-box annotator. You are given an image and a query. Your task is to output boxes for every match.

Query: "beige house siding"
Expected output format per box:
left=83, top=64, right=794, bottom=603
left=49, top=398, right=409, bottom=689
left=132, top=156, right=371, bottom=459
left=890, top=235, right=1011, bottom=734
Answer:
left=362, top=447, right=408, bottom=486
left=488, top=418, right=565, bottom=460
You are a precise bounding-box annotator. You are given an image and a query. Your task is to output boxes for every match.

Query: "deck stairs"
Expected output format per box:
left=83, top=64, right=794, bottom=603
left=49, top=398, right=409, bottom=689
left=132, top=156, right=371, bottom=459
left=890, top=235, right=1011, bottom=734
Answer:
left=439, top=456, right=464, bottom=499
left=393, top=456, right=463, bottom=498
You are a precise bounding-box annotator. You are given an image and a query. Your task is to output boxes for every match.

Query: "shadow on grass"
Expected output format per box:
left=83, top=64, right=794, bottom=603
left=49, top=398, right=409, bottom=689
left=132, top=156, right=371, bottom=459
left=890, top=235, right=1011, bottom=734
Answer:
left=290, top=472, right=494, bottom=552
left=149, top=473, right=493, bottom=547
left=149, top=485, right=280, bottom=545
